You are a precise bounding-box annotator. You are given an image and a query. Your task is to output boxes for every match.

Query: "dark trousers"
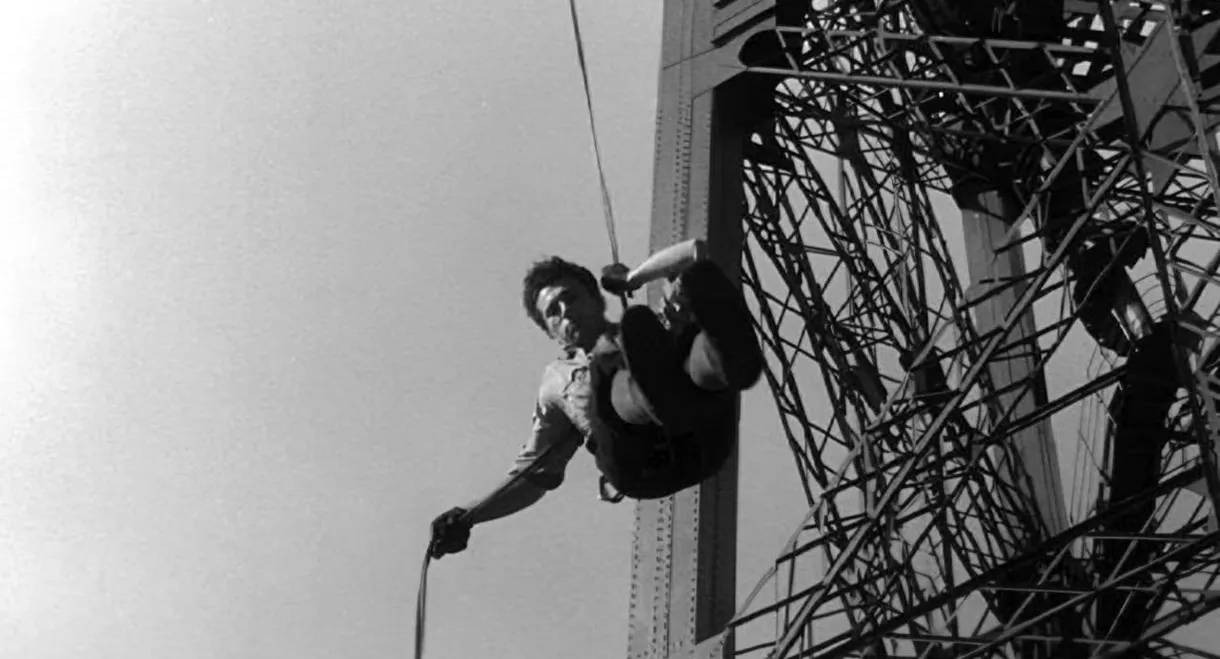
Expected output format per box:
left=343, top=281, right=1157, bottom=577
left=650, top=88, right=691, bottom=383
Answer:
left=590, top=261, right=759, bottom=499
left=591, top=367, right=737, bottom=500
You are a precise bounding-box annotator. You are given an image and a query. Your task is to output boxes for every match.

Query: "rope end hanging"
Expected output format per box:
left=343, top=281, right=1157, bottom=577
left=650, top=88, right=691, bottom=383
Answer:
left=415, top=550, right=432, bottom=659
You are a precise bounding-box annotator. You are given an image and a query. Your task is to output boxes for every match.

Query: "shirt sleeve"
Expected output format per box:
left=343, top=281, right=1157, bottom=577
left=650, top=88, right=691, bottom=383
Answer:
left=508, top=366, right=583, bottom=490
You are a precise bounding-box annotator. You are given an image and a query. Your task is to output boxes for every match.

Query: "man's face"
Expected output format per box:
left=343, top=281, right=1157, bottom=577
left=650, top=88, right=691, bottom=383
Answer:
left=534, top=278, right=604, bottom=347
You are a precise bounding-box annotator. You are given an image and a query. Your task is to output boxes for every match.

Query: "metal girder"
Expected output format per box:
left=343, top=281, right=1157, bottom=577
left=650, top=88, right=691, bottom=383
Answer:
left=632, top=2, right=787, bottom=659
left=638, top=0, right=1220, bottom=658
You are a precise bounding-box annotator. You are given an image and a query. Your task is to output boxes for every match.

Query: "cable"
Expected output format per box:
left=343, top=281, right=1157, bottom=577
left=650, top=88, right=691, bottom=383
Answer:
left=413, top=438, right=575, bottom=659
left=567, top=0, right=621, bottom=266
left=417, top=10, right=628, bottom=657
left=414, top=549, right=432, bottom=659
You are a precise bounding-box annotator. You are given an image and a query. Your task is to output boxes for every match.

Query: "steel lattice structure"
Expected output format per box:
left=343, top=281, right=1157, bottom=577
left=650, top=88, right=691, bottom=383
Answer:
left=701, top=1, right=1220, bottom=657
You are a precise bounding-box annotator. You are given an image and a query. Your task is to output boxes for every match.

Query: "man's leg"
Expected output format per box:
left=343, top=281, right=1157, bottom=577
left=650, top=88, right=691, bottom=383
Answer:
left=592, top=357, right=685, bottom=499
left=613, top=306, right=700, bottom=432
left=678, top=260, right=763, bottom=391
left=594, top=362, right=735, bottom=500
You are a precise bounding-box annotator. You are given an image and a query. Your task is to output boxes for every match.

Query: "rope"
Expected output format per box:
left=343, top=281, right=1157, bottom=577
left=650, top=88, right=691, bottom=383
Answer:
left=567, top=0, right=621, bottom=265
left=416, top=9, right=627, bottom=658
left=413, top=438, right=575, bottom=659
left=414, top=550, right=432, bottom=659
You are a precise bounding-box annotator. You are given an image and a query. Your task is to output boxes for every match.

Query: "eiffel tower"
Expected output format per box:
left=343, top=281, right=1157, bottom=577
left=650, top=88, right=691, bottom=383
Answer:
left=630, top=2, right=1220, bottom=657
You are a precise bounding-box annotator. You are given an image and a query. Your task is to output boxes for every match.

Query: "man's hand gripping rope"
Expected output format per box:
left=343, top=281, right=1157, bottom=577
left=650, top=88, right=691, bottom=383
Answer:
left=415, top=438, right=573, bottom=659
left=600, top=262, right=637, bottom=311
left=428, top=507, right=472, bottom=559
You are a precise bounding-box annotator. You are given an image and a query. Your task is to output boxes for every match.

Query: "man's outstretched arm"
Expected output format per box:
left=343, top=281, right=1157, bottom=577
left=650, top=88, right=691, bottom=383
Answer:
left=461, top=426, right=580, bottom=526
left=429, top=368, right=580, bottom=558
left=460, top=396, right=581, bottom=526
left=430, top=433, right=578, bottom=559
left=623, top=238, right=707, bottom=290
left=463, top=472, right=549, bottom=525
left=430, top=440, right=574, bottom=559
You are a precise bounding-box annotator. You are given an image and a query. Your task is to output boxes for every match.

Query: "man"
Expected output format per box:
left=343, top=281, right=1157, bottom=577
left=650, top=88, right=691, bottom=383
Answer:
left=429, top=239, right=763, bottom=558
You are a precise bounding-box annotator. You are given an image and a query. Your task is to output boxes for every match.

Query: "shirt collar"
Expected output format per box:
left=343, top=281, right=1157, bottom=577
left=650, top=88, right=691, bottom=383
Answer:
left=560, top=323, right=620, bottom=361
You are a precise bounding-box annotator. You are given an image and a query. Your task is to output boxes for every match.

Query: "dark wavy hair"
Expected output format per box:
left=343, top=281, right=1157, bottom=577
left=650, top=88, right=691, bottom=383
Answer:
left=522, top=256, right=604, bottom=331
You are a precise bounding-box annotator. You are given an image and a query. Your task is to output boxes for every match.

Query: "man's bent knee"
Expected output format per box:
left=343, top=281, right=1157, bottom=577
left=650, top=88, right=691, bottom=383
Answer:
left=608, top=369, right=664, bottom=426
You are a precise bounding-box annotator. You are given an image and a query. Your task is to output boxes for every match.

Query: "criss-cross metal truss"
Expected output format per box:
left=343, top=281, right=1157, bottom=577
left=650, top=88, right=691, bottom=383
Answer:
left=723, top=1, right=1220, bottom=657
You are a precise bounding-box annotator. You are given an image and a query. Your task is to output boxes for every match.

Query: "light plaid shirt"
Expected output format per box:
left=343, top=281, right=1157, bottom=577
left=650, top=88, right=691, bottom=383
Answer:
left=509, top=283, right=692, bottom=491
left=509, top=328, right=623, bottom=490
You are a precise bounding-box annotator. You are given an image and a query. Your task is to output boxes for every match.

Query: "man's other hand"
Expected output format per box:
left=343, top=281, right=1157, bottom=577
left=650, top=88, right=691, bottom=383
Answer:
left=429, top=507, right=472, bottom=559
left=600, top=263, right=634, bottom=296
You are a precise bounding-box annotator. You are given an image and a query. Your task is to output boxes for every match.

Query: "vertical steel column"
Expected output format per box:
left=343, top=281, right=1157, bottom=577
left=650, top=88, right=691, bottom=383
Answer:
left=957, top=184, right=1070, bottom=540
left=954, top=183, right=1077, bottom=658
left=628, top=2, right=780, bottom=658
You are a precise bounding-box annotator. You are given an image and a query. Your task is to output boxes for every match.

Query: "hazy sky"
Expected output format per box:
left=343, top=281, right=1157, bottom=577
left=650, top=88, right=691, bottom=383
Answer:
left=7, top=2, right=1216, bottom=658
left=2, top=2, right=806, bottom=658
